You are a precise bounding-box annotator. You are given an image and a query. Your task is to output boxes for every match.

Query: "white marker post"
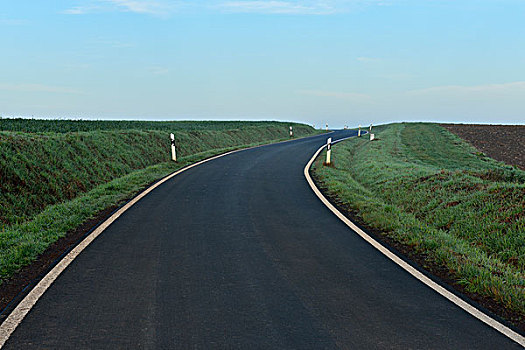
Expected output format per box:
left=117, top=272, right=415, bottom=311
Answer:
left=325, top=137, right=332, bottom=165
left=170, top=133, right=177, bottom=162
left=370, top=123, right=373, bottom=132
left=358, top=125, right=361, bottom=137
left=290, top=126, right=293, bottom=138
left=326, top=123, right=328, bottom=131
left=370, top=133, right=375, bottom=141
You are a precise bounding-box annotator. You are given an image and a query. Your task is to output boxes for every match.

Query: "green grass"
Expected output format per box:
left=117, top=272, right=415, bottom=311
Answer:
left=0, top=122, right=315, bottom=228
left=0, top=119, right=319, bottom=284
left=312, top=123, right=525, bottom=317
left=0, top=118, right=307, bottom=133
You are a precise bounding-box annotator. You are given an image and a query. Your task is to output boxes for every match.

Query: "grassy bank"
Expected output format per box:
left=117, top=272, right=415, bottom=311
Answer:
left=0, top=119, right=318, bottom=284
left=0, top=118, right=296, bottom=133
left=312, top=123, right=525, bottom=319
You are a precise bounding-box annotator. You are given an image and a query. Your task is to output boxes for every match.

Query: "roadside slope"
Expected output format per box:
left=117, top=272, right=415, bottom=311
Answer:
left=0, top=120, right=318, bottom=303
left=312, top=123, right=525, bottom=331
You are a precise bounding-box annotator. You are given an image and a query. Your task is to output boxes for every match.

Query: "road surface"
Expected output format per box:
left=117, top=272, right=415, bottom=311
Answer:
left=3, top=130, right=521, bottom=349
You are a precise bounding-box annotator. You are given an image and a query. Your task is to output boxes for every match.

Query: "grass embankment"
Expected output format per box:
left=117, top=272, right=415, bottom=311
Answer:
left=313, top=123, right=525, bottom=320
left=0, top=119, right=318, bottom=284
left=0, top=118, right=293, bottom=133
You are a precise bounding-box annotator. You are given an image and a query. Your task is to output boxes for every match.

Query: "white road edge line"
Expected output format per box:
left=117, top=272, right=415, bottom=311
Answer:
left=0, top=132, right=332, bottom=348
left=304, top=138, right=525, bottom=347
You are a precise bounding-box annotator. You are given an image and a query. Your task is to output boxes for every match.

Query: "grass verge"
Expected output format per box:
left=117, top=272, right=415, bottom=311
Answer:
left=312, top=123, right=525, bottom=326
left=0, top=122, right=314, bottom=228
left=0, top=121, right=320, bottom=286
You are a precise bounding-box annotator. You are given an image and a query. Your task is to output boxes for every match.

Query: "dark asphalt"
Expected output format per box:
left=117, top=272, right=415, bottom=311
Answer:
left=4, top=131, right=521, bottom=349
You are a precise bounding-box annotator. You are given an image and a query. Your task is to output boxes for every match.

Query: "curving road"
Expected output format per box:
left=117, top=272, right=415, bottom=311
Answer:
left=3, top=131, right=521, bottom=349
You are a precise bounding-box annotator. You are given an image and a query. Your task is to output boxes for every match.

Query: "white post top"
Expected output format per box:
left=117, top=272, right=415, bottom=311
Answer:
left=327, top=137, right=332, bottom=144
left=170, top=133, right=175, bottom=141
left=290, top=126, right=292, bottom=130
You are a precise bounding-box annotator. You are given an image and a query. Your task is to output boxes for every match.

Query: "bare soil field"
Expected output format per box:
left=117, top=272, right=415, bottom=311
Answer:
left=442, top=124, right=525, bottom=170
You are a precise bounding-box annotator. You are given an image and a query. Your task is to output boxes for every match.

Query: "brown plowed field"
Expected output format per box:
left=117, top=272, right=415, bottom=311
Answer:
left=442, top=124, right=525, bottom=170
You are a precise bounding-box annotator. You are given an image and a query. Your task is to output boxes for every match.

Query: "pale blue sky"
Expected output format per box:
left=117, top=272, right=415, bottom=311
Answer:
left=1, top=0, right=524, bottom=127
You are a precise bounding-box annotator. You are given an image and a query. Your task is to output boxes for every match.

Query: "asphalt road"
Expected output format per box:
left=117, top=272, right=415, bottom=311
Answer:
left=4, top=131, right=521, bottom=349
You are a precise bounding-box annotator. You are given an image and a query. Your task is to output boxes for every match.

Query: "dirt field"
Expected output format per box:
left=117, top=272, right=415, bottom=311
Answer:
left=442, top=124, right=525, bottom=170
